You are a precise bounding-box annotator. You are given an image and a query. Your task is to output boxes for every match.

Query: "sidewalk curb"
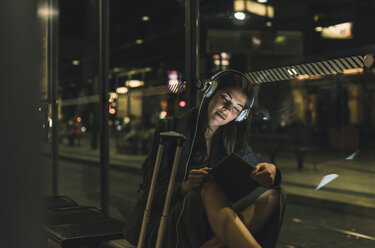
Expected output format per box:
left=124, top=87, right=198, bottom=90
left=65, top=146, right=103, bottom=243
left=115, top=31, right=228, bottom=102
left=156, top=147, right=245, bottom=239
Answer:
left=285, top=193, right=375, bottom=219
left=42, top=151, right=143, bottom=175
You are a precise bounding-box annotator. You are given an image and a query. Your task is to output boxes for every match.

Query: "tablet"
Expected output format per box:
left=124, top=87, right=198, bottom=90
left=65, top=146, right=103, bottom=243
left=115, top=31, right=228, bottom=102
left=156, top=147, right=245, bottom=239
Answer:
left=211, top=153, right=259, bottom=202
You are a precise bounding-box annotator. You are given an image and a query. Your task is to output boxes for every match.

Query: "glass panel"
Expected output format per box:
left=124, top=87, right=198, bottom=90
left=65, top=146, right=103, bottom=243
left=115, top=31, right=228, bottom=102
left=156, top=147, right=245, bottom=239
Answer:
left=108, top=0, right=186, bottom=221
left=47, top=0, right=375, bottom=246
left=56, top=0, right=101, bottom=208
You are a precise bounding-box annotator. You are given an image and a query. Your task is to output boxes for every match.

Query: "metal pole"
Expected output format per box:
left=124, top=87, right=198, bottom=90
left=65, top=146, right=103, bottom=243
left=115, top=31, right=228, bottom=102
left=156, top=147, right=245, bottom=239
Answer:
left=99, top=0, right=110, bottom=214
left=185, top=0, right=200, bottom=108
left=49, top=0, right=59, bottom=196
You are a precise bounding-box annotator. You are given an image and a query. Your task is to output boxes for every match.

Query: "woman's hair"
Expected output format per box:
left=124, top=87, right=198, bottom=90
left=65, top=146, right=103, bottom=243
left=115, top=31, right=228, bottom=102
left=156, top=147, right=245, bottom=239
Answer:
left=192, top=71, right=255, bottom=164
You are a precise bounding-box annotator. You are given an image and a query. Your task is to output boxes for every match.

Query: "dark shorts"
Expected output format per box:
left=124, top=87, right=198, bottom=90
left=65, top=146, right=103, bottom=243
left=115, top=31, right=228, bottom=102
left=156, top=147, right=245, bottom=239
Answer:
left=150, top=185, right=286, bottom=248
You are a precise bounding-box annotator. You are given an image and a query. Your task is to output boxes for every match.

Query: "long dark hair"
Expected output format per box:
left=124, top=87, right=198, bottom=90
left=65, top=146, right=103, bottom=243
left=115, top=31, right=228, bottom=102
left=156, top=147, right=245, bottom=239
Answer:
left=192, top=71, right=255, bottom=164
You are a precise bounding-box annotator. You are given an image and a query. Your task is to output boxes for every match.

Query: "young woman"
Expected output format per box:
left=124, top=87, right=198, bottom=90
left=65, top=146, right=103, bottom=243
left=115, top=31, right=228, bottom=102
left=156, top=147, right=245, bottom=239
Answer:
left=123, top=70, right=284, bottom=248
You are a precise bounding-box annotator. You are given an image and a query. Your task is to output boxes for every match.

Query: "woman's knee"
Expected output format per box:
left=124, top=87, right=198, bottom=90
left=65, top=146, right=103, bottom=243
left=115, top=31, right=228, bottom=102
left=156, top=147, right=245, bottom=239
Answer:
left=255, top=188, right=280, bottom=207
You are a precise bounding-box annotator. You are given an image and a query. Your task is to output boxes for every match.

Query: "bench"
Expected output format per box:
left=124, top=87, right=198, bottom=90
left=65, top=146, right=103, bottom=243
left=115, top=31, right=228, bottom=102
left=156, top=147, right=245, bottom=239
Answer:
left=43, top=196, right=125, bottom=248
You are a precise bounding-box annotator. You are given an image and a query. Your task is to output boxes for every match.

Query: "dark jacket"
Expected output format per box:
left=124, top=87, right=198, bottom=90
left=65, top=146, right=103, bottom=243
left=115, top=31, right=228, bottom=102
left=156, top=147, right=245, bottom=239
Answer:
left=123, top=108, right=282, bottom=246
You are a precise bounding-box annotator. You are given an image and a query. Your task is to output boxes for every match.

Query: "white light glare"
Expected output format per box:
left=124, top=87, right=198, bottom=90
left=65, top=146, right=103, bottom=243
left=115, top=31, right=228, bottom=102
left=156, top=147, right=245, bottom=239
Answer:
left=38, top=7, right=58, bottom=18
left=316, top=174, right=339, bottom=190
left=234, top=12, right=246, bottom=20
left=346, top=150, right=359, bottom=160
left=257, top=0, right=268, bottom=3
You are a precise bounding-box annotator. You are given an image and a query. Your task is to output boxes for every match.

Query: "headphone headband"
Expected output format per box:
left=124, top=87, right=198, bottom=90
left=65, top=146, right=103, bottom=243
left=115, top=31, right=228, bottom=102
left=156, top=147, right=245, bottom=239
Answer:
left=202, top=70, right=254, bottom=122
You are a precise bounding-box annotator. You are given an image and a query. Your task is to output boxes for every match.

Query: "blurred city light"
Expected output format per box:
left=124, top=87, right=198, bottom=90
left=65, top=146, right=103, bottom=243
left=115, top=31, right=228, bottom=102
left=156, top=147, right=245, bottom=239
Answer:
left=234, top=12, right=246, bottom=20
left=234, top=0, right=274, bottom=18
left=125, top=80, right=144, bottom=88
left=179, top=100, right=186, bottom=108
left=160, top=111, right=167, bottom=119
left=72, top=60, right=80, bottom=65
left=109, top=106, right=116, bottom=115
left=77, top=116, right=81, bottom=123
left=343, top=68, right=363, bottom=75
left=124, top=116, right=130, bottom=124
left=364, top=54, right=374, bottom=68
left=167, top=70, right=182, bottom=93
left=321, top=22, right=353, bottom=39
left=135, top=39, right=144, bottom=44
left=141, top=16, right=150, bottom=21
left=37, top=6, right=58, bottom=18
left=81, top=126, right=87, bottom=133
left=109, top=92, right=118, bottom=102
left=274, top=35, right=287, bottom=44
left=257, top=0, right=267, bottom=3
left=116, top=87, right=128, bottom=94
left=221, top=52, right=230, bottom=59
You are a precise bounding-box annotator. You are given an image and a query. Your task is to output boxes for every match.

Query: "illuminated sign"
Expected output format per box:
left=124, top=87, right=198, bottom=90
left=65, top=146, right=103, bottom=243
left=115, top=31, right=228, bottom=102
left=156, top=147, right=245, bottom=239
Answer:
left=320, top=22, right=353, bottom=39
left=234, top=0, right=274, bottom=19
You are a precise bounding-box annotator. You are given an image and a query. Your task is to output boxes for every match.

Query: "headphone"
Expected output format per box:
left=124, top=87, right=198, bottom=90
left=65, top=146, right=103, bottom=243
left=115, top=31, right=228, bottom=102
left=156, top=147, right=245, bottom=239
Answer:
left=201, top=70, right=255, bottom=122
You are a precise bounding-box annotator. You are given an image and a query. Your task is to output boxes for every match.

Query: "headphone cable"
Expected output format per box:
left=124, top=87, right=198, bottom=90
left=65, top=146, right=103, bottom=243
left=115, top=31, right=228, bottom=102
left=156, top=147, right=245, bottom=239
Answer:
left=175, top=96, right=205, bottom=248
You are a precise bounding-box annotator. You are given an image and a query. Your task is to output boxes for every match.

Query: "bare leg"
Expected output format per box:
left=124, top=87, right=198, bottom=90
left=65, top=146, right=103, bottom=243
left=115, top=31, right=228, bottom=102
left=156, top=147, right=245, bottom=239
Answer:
left=241, top=189, right=280, bottom=233
left=200, top=181, right=261, bottom=248
left=201, top=188, right=280, bottom=248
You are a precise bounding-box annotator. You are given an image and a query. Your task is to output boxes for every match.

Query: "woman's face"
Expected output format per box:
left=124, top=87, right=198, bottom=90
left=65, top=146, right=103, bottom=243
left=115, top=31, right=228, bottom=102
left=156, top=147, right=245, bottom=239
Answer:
left=207, top=88, right=248, bottom=130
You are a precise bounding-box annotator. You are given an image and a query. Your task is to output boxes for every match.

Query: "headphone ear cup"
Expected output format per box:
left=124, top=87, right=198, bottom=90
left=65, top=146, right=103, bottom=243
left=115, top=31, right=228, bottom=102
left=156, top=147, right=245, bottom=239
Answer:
left=203, top=80, right=218, bottom=98
left=235, top=109, right=250, bottom=122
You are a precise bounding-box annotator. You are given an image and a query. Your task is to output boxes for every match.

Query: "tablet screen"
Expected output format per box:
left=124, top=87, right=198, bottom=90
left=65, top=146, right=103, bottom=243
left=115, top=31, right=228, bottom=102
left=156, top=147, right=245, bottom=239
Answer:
left=211, top=153, right=259, bottom=202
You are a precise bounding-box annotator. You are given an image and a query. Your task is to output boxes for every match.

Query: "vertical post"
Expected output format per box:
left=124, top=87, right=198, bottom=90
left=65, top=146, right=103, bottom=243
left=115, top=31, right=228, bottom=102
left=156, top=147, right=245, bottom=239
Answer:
left=49, top=0, right=59, bottom=196
left=185, top=0, right=200, bottom=108
left=1, top=0, right=43, bottom=246
left=99, top=0, right=110, bottom=214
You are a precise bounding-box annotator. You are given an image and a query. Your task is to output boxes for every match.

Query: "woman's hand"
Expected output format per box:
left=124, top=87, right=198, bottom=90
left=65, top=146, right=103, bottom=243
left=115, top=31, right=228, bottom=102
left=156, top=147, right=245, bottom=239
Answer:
left=180, top=167, right=212, bottom=196
left=250, top=163, right=276, bottom=187
left=188, top=167, right=212, bottom=189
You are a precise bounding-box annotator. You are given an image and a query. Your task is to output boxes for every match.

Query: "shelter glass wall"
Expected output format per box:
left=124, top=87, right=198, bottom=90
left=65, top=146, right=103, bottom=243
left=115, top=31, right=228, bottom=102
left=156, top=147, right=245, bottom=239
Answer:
left=42, top=0, right=375, bottom=246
